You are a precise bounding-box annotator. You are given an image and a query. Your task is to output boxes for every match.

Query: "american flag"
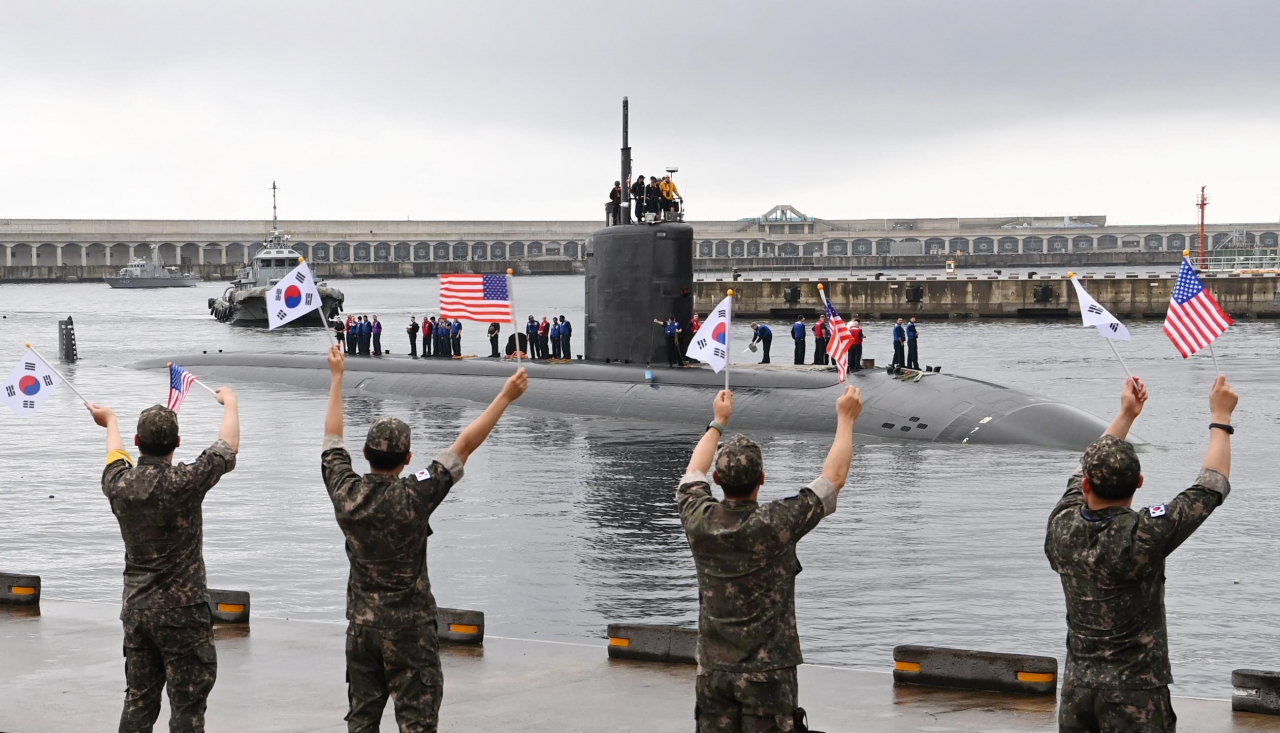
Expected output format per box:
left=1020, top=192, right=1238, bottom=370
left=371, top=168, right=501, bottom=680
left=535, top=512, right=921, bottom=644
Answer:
left=439, top=274, right=513, bottom=322
left=167, top=363, right=199, bottom=413
left=1164, top=258, right=1233, bottom=358
left=821, top=294, right=854, bottom=382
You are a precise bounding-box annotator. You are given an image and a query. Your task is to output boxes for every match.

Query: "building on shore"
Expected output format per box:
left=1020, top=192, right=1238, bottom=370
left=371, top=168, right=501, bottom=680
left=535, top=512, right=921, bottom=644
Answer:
left=2, top=205, right=1276, bottom=268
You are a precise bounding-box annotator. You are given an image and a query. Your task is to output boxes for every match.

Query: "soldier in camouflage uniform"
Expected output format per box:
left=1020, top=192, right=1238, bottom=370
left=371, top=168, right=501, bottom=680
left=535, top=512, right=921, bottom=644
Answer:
left=1045, top=375, right=1237, bottom=733
left=89, top=391, right=240, bottom=733
left=677, top=386, right=861, bottom=733
left=321, top=345, right=527, bottom=732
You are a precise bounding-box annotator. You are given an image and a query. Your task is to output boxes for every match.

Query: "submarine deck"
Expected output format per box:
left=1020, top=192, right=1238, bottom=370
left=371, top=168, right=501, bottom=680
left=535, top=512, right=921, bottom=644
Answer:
left=2, top=601, right=1271, bottom=732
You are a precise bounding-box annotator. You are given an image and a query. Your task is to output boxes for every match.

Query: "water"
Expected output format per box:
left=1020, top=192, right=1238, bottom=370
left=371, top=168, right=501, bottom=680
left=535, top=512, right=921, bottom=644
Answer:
left=1, top=275, right=1276, bottom=699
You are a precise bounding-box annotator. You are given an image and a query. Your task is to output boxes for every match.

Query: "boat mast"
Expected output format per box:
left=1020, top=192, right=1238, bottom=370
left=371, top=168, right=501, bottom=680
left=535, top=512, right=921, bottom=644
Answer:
left=272, top=181, right=278, bottom=232
left=621, top=98, right=630, bottom=225
left=1196, top=186, right=1208, bottom=269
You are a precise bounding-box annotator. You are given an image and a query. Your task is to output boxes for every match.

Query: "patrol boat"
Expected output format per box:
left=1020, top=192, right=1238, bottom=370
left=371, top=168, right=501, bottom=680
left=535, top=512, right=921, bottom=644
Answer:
left=105, top=245, right=200, bottom=288
left=151, top=100, right=1114, bottom=450
left=207, top=228, right=345, bottom=325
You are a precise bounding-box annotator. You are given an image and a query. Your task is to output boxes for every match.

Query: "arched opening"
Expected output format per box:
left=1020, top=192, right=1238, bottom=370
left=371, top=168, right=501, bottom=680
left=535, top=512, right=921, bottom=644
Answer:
left=11, top=244, right=33, bottom=266
left=780, top=242, right=799, bottom=257
left=1213, top=232, right=1230, bottom=247
left=1260, top=232, right=1278, bottom=248
left=155, top=243, right=176, bottom=265
left=1048, top=236, right=1068, bottom=253
left=746, top=240, right=761, bottom=257
left=312, top=243, right=329, bottom=262
left=1121, top=235, right=1141, bottom=249
left=109, top=243, right=132, bottom=265
left=761, top=242, right=777, bottom=256
left=545, top=242, right=561, bottom=256
left=698, top=241, right=713, bottom=257
left=36, top=243, right=59, bottom=265
left=508, top=242, right=525, bottom=259
left=414, top=243, right=430, bottom=261
left=86, top=243, right=108, bottom=266
left=563, top=242, right=578, bottom=259
left=471, top=242, right=488, bottom=260
left=1072, top=236, right=1093, bottom=251
left=373, top=243, right=392, bottom=261
left=853, top=238, right=873, bottom=255
left=528, top=242, right=543, bottom=257
left=731, top=240, right=746, bottom=257
left=333, top=243, right=351, bottom=262
left=248, top=241, right=264, bottom=259
left=1023, top=236, right=1043, bottom=253
left=180, top=243, right=200, bottom=265
left=875, top=238, right=894, bottom=255
left=924, top=238, right=945, bottom=255
left=223, top=243, right=244, bottom=263
left=1097, top=235, right=1118, bottom=250
left=434, top=242, right=450, bottom=260
left=998, top=237, right=1019, bottom=254
left=292, top=242, right=310, bottom=260
left=354, top=243, right=372, bottom=262
left=948, top=237, right=969, bottom=253
left=453, top=242, right=468, bottom=260
left=827, top=239, right=847, bottom=256
left=490, top=242, right=506, bottom=260
left=1144, top=234, right=1163, bottom=251
left=394, top=242, right=411, bottom=262
left=803, top=241, right=824, bottom=256
left=974, top=237, right=994, bottom=253
left=1166, top=234, right=1185, bottom=252
left=715, top=240, right=729, bottom=256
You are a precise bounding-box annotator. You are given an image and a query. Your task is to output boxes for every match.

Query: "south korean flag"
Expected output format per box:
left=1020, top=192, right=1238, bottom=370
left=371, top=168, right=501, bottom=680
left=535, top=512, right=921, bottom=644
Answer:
left=1069, top=275, right=1131, bottom=341
left=686, top=295, right=733, bottom=373
left=267, top=259, right=324, bottom=329
left=2, top=348, right=62, bottom=417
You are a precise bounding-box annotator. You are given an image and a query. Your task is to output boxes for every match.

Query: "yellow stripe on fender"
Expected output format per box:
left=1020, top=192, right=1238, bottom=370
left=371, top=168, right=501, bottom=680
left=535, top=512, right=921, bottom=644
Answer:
left=608, top=637, right=630, bottom=648
left=216, top=603, right=244, bottom=613
left=1017, top=672, right=1055, bottom=683
left=894, top=661, right=920, bottom=672
left=10, top=586, right=36, bottom=596
left=449, top=624, right=480, bottom=634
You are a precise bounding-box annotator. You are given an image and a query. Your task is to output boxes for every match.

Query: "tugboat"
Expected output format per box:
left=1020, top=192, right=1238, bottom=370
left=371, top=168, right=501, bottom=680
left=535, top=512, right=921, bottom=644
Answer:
left=105, top=245, right=200, bottom=288
left=208, top=184, right=345, bottom=325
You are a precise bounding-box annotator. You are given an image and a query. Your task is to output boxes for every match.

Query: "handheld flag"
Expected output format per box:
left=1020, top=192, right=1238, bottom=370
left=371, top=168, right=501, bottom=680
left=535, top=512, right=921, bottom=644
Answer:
left=687, top=295, right=732, bottom=374
left=167, top=364, right=199, bottom=413
left=818, top=285, right=854, bottom=382
left=1069, top=276, right=1130, bottom=341
left=440, top=274, right=513, bottom=323
left=1164, top=258, right=1232, bottom=358
left=3, top=348, right=63, bottom=417
left=267, top=260, right=324, bottom=329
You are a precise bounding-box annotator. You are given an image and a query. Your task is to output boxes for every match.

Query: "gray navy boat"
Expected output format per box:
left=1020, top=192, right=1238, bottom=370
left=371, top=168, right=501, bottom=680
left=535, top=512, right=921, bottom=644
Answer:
left=152, top=100, right=1112, bottom=449
left=105, top=245, right=199, bottom=288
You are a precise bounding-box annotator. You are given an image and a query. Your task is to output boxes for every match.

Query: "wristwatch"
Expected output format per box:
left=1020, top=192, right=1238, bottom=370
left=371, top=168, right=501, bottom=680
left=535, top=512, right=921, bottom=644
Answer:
left=1209, top=422, right=1234, bottom=435
left=707, top=421, right=726, bottom=435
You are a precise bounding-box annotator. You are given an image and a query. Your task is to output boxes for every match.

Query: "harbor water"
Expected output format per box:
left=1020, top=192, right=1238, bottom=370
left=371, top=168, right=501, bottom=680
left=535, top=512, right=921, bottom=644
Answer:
left=1, top=275, right=1277, bottom=699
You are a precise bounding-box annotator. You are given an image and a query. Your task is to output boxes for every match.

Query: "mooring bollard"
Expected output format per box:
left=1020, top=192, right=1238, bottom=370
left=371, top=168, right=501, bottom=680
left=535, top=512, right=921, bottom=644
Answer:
left=438, top=608, right=484, bottom=645
left=893, top=644, right=1057, bottom=695
left=1233, top=669, right=1280, bottom=715
left=207, top=589, right=250, bottom=624
left=0, top=573, right=41, bottom=606
left=606, top=623, right=697, bottom=664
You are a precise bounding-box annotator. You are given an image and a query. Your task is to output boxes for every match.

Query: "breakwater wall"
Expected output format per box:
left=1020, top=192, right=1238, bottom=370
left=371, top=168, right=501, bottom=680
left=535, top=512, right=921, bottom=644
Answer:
left=0, top=259, right=584, bottom=283
left=693, top=250, right=1186, bottom=273
left=697, top=272, right=1280, bottom=319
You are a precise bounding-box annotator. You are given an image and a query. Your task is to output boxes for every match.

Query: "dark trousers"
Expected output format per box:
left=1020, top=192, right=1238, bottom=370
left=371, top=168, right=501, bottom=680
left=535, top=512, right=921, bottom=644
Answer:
left=120, top=604, right=217, bottom=733
left=849, top=344, right=863, bottom=371
left=907, top=340, right=919, bottom=370
left=539, top=335, right=549, bottom=359
left=561, top=335, right=571, bottom=359
left=892, top=341, right=905, bottom=367
left=451, top=336, right=461, bottom=356
left=759, top=334, right=772, bottom=363
left=490, top=335, right=500, bottom=358
left=345, top=621, right=443, bottom=733
left=408, top=335, right=417, bottom=358
left=372, top=333, right=382, bottom=355
left=793, top=338, right=805, bottom=365
left=1058, top=684, right=1176, bottom=733
left=346, top=331, right=355, bottom=354
left=551, top=336, right=561, bottom=359
left=696, top=666, right=797, bottom=733
left=665, top=336, right=682, bottom=366
left=814, top=337, right=828, bottom=365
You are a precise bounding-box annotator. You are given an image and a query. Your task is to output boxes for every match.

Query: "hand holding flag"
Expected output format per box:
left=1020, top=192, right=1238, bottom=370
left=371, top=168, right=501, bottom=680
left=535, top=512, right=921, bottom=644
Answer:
left=166, top=363, right=218, bottom=413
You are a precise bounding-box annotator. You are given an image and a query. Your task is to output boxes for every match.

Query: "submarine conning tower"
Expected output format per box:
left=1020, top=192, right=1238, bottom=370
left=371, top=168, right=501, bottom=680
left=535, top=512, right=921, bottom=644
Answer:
left=584, top=221, right=695, bottom=365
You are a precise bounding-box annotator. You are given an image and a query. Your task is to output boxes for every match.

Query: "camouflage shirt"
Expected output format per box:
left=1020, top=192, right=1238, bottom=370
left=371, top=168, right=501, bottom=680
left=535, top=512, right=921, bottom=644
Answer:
left=676, top=470, right=837, bottom=673
left=101, top=439, right=237, bottom=612
left=321, top=435, right=464, bottom=629
left=1045, top=467, right=1230, bottom=689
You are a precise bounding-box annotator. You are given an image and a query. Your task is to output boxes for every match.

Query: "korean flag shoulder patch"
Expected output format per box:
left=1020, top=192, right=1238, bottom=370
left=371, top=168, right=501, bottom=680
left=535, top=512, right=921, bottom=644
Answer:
left=1148, top=504, right=1167, bottom=517
left=415, top=468, right=430, bottom=482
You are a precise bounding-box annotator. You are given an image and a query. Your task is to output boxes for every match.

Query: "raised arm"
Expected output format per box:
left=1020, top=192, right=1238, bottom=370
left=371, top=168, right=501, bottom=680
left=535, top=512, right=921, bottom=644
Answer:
left=1203, top=375, right=1237, bottom=478
left=820, top=386, right=861, bottom=491
left=1103, top=377, right=1147, bottom=441
left=449, top=368, right=528, bottom=463
left=686, top=390, right=732, bottom=475
left=215, top=387, right=240, bottom=453
left=325, top=345, right=345, bottom=441
left=87, top=403, right=126, bottom=455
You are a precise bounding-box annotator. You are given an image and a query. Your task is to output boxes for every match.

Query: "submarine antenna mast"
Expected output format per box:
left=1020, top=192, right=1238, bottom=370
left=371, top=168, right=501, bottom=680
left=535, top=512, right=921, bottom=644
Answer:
left=1196, top=186, right=1208, bottom=269
left=621, top=98, right=631, bottom=225
left=272, top=180, right=279, bottom=231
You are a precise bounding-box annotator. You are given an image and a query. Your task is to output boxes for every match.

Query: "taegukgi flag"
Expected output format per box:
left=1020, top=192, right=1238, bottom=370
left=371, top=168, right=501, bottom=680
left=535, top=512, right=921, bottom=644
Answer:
left=267, top=259, right=324, bottom=329
left=686, top=295, right=732, bottom=373
left=1069, top=275, right=1131, bottom=341
left=2, top=348, right=62, bottom=417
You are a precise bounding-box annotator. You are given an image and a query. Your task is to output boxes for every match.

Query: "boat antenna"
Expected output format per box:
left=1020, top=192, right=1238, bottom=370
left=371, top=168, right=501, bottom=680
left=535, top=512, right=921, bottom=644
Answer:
left=272, top=180, right=278, bottom=231
left=621, top=98, right=630, bottom=224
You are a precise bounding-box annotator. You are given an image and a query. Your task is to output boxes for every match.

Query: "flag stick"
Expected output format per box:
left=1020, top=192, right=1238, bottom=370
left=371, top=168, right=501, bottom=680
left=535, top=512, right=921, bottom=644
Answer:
left=167, top=363, right=219, bottom=397
left=26, top=342, right=89, bottom=405
left=1208, top=342, right=1221, bottom=375
left=1104, top=339, right=1135, bottom=382
left=297, top=259, right=336, bottom=348
left=508, top=269, right=520, bottom=365
left=724, top=289, right=733, bottom=390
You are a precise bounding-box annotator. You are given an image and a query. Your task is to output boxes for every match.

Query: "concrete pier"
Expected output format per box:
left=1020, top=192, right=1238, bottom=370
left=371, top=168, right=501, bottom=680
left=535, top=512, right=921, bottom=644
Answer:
left=2, top=600, right=1273, bottom=732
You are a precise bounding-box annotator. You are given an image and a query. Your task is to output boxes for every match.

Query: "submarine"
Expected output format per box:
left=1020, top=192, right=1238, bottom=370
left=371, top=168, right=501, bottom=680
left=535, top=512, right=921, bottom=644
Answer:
left=136, top=99, right=1111, bottom=450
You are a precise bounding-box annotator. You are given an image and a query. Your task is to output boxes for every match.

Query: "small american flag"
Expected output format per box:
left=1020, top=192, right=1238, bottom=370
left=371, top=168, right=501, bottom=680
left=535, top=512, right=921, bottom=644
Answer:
left=1164, top=258, right=1233, bottom=358
left=167, top=364, right=199, bottom=413
left=821, top=294, right=854, bottom=382
left=439, top=274, right=513, bottom=323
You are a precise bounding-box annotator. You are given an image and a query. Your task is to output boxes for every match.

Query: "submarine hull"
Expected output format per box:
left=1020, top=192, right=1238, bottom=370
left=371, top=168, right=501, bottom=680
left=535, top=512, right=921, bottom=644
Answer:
left=134, top=353, right=1109, bottom=450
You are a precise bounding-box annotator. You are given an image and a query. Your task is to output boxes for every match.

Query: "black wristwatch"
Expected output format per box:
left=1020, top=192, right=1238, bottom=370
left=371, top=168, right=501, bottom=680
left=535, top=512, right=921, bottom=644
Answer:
left=1209, top=422, right=1234, bottom=435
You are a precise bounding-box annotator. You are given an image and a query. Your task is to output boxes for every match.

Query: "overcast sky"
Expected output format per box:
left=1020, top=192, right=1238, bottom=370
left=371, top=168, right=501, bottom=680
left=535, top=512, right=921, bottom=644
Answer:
left=3, top=0, right=1279, bottom=225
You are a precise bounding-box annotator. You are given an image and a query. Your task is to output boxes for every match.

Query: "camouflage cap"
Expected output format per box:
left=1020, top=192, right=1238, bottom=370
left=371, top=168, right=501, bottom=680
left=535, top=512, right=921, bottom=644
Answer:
left=137, top=405, right=179, bottom=445
left=714, top=433, right=764, bottom=489
left=365, top=417, right=411, bottom=454
left=1082, top=434, right=1141, bottom=493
